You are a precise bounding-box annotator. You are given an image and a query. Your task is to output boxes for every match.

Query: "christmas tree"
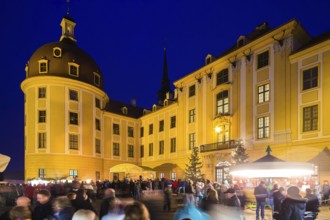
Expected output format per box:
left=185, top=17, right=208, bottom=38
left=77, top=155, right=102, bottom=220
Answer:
left=231, top=144, right=249, bottom=165
left=185, top=146, right=204, bottom=182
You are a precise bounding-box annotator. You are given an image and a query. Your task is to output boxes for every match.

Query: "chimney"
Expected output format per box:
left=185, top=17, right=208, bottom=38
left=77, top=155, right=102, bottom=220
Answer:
left=131, top=99, right=136, bottom=107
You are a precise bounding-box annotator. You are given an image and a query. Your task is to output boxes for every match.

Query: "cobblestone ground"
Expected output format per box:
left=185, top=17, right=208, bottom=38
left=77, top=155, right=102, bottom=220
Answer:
left=93, top=193, right=330, bottom=220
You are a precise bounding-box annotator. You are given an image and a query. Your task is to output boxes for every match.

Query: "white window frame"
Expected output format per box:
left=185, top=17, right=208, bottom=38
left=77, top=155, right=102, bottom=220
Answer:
left=94, top=72, right=100, bottom=86
left=38, top=59, right=48, bottom=74
left=68, top=62, right=79, bottom=77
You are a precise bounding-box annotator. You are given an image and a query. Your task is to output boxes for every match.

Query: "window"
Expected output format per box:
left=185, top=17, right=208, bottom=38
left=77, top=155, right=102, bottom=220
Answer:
left=69, top=64, right=79, bottom=77
left=216, top=69, right=229, bottom=85
left=189, top=85, right=196, bottom=97
left=69, top=169, right=78, bottom=178
left=189, top=133, right=196, bottom=150
left=149, top=124, right=153, bottom=135
left=216, top=91, right=229, bottom=115
left=257, top=51, right=269, bottom=69
left=189, top=109, right=196, bottom=123
left=113, top=124, right=120, bottom=135
left=140, top=127, right=144, bottom=137
left=128, top=126, right=134, bottom=137
left=258, top=84, right=270, bottom=103
left=159, top=173, right=165, bottom=178
left=257, top=116, right=270, bottom=139
left=69, top=90, right=78, bottom=101
left=95, top=98, right=101, bottom=108
left=95, top=139, right=101, bottom=153
left=159, top=140, right=164, bottom=155
left=159, top=120, right=164, bottom=132
left=95, top=119, right=101, bottom=130
left=38, top=133, right=46, bottom=149
left=69, top=134, right=78, bottom=150
left=96, top=171, right=100, bottom=181
left=38, top=87, right=46, bottom=98
left=303, top=66, right=318, bottom=90
left=39, top=168, right=45, bottom=178
left=149, top=143, right=153, bottom=156
left=303, top=105, right=318, bottom=132
left=69, top=63, right=79, bottom=77
left=170, top=116, right=176, bottom=128
left=128, top=145, right=134, bottom=158
left=171, top=172, right=176, bottom=180
left=170, top=138, right=176, bottom=153
left=140, top=145, right=144, bottom=158
left=69, top=112, right=78, bottom=125
left=94, top=72, right=100, bottom=86
left=113, top=143, right=120, bottom=156
left=38, top=110, right=46, bottom=123
left=39, top=60, right=48, bottom=73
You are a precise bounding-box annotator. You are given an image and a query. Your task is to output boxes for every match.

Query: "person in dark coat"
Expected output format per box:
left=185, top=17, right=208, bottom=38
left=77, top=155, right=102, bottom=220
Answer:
left=32, top=189, right=53, bottom=220
left=99, top=188, right=118, bottom=218
left=52, top=196, right=75, bottom=220
left=254, top=181, right=268, bottom=220
left=71, top=189, right=96, bottom=213
left=200, top=188, right=219, bottom=212
left=224, top=188, right=244, bottom=220
left=272, top=186, right=285, bottom=219
left=304, top=188, right=319, bottom=219
left=279, top=186, right=307, bottom=220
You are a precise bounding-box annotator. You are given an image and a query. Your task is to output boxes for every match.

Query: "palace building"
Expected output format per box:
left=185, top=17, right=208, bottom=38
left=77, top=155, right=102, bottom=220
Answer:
left=21, top=13, right=330, bottom=183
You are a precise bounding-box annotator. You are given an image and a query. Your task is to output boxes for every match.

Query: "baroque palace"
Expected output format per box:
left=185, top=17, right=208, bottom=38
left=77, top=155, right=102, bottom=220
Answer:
left=21, top=13, right=330, bottom=183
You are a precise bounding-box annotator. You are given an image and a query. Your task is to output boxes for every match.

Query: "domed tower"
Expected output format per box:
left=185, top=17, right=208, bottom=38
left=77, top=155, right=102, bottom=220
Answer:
left=21, top=14, right=109, bottom=181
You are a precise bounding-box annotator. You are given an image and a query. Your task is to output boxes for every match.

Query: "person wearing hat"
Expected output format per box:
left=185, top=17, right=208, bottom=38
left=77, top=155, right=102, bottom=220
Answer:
left=279, top=186, right=307, bottom=220
left=254, top=181, right=268, bottom=220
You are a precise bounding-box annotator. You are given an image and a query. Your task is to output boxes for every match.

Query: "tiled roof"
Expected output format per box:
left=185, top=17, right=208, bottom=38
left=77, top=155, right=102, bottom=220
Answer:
left=104, top=99, right=146, bottom=119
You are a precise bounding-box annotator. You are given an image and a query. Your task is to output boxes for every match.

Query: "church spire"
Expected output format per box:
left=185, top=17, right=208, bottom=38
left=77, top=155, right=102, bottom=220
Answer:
left=157, top=48, right=173, bottom=104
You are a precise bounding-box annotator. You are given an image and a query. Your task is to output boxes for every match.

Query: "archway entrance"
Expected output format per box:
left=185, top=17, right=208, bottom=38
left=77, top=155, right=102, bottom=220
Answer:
left=215, top=161, right=231, bottom=184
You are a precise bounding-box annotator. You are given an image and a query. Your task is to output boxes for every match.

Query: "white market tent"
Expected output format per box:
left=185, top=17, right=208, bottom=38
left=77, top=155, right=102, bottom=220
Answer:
left=0, top=154, right=11, bottom=172
left=230, top=146, right=314, bottom=178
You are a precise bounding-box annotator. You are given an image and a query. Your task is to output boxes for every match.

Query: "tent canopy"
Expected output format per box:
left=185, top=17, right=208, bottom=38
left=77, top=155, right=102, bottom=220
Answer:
left=110, top=163, right=153, bottom=173
left=0, top=154, right=11, bottom=172
left=230, top=146, right=314, bottom=178
left=308, top=147, right=330, bottom=171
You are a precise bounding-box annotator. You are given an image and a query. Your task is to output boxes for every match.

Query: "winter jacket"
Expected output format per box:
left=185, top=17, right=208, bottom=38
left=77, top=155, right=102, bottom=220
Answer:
left=279, top=196, right=307, bottom=220
left=32, top=200, right=53, bottom=220
left=254, top=185, right=268, bottom=202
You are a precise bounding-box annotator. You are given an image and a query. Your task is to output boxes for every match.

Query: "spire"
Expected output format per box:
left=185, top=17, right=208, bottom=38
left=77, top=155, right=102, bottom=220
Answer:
left=60, top=0, right=76, bottom=42
left=66, top=0, right=70, bottom=16
left=157, top=48, right=173, bottom=104
left=266, top=145, right=272, bottom=155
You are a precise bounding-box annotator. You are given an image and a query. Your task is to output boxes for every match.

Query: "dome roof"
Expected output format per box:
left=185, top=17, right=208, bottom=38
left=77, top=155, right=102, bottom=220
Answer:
left=27, top=37, right=104, bottom=90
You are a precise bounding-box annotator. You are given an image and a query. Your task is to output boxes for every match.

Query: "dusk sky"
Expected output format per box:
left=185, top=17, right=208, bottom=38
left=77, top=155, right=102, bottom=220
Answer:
left=1, top=0, right=329, bottom=174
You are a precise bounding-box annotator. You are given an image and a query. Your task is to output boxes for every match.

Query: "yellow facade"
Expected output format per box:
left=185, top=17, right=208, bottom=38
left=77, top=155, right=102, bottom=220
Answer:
left=22, top=17, right=330, bottom=183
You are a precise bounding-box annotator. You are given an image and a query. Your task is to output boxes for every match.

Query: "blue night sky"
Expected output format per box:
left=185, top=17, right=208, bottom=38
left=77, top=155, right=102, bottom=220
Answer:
left=0, top=0, right=329, bottom=174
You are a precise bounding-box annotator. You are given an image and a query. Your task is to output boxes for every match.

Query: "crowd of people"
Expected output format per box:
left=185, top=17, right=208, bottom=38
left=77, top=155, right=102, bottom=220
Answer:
left=0, top=176, right=328, bottom=220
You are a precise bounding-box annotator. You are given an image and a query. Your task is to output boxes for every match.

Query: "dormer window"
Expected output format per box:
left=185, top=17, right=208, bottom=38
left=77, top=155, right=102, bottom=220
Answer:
left=94, top=72, right=100, bottom=86
left=205, top=54, right=215, bottom=65
left=38, top=59, right=48, bottom=74
left=53, top=47, right=62, bottom=58
left=68, top=62, right=79, bottom=77
left=237, top=36, right=245, bottom=48
left=121, top=107, right=128, bottom=115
